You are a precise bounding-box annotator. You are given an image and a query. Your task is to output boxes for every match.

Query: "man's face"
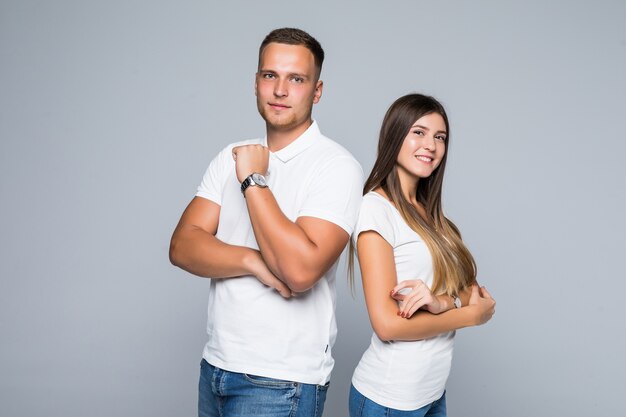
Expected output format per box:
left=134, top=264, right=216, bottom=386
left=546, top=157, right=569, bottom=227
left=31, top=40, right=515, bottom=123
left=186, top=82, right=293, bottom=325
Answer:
left=255, top=43, right=322, bottom=134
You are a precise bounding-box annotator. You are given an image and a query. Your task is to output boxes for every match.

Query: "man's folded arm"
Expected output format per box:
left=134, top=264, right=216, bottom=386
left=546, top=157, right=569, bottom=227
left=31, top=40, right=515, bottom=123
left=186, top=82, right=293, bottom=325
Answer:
left=243, top=187, right=350, bottom=292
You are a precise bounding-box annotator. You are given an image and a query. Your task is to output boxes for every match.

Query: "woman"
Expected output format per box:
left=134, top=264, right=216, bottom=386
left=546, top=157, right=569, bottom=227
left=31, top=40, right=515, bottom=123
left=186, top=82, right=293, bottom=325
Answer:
left=349, top=94, right=496, bottom=417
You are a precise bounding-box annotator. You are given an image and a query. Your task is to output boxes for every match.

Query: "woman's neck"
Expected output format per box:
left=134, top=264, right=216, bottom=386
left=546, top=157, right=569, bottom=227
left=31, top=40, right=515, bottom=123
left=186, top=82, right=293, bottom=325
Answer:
left=396, top=166, right=419, bottom=205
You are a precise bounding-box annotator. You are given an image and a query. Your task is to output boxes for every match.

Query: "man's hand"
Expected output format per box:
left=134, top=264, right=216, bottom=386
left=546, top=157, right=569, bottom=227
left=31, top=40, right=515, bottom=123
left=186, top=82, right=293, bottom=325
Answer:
left=232, top=145, right=269, bottom=183
left=245, top=249, right=293, bottom=299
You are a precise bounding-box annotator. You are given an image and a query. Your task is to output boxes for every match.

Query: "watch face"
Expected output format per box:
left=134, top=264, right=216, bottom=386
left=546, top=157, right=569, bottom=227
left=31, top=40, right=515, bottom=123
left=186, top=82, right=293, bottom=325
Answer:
left=252, top=173, right=267, bottom=187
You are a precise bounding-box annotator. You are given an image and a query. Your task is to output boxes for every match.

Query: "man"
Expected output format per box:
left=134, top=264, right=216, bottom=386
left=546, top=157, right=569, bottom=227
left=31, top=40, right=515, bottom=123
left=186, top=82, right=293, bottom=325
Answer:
left=170, top=28, right=363, bottom=416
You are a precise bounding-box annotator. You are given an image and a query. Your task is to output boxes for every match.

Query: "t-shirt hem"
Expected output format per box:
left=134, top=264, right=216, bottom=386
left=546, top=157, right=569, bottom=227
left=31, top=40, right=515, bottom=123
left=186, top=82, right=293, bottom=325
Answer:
left=195, top=191, right=221, bottom=205
left=204, top=354, right=331, bottom=386
left=297, top=209, right=354, bottom=235
left=351, top=378, right=444, bottom=411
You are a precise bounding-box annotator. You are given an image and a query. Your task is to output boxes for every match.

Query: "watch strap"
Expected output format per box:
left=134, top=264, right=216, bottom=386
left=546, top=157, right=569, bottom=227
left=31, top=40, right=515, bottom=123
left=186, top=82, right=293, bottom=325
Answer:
left=240, top=173, right=267, bottom=194
left=240, top=176, right=255, bottom=194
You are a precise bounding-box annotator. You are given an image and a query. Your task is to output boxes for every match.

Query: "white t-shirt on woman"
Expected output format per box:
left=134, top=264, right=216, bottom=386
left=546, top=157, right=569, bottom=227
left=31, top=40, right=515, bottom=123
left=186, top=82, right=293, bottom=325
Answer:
left=351, top=191, right=454, bottom=411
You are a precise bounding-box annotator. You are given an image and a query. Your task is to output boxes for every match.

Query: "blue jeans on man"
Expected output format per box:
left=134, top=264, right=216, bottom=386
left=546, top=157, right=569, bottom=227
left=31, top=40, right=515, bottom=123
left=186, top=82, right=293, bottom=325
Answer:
left=199, top=359, right=329, bottom=417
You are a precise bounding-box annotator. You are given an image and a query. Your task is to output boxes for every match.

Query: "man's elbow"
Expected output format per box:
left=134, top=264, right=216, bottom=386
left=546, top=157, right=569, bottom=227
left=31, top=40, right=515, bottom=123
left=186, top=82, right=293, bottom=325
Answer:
left=278, top=265, right=323, bottom=293
left=169, top=237, right=184, bottom=268
left=285, top=273, right=320, bottom=293
left=287, top=278, right=317, bottom=293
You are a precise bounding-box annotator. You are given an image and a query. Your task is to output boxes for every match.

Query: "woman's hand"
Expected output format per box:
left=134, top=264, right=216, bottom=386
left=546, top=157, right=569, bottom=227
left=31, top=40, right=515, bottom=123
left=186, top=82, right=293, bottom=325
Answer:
left=466, top=284, right=496, bottom=325
left=390, top=279, right=449, bottom=318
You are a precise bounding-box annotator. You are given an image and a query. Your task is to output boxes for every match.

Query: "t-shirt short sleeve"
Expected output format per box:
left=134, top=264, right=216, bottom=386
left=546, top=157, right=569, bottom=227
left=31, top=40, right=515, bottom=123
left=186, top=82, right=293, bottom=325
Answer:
left=195, top=145, right=232, bottom=205
left=353, top=193, right=396, bottom=248
left=297, top=155, right=364, bottom=235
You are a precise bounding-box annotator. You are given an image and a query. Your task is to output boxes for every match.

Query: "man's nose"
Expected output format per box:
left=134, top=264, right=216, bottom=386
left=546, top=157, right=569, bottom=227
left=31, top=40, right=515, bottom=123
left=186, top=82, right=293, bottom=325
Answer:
left=274, top=79, right=288, bottom=97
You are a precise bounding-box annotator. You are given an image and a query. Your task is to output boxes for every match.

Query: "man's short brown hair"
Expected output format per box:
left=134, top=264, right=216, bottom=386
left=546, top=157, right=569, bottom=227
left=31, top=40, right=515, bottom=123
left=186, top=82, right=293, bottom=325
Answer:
left=259, top=28, right=325, bottom=78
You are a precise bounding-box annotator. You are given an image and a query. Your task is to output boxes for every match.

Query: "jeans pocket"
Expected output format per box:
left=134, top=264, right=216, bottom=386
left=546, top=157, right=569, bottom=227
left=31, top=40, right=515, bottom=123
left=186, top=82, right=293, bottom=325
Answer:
left=317, top=381, right=329, bottom=394
left=243, top=373, right=298, bottom=388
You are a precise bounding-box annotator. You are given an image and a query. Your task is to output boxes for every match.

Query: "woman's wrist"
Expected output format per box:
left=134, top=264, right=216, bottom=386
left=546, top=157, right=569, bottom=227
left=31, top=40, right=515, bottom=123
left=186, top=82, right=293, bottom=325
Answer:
left=432, top=294, right=454, bottom=314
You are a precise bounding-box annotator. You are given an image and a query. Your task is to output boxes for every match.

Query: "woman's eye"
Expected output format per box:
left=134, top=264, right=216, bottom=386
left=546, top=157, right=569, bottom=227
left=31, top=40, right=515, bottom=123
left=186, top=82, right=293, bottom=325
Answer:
left=413, top=130, right=424, bottom=136
left=435, top=135, right=447, bottom=141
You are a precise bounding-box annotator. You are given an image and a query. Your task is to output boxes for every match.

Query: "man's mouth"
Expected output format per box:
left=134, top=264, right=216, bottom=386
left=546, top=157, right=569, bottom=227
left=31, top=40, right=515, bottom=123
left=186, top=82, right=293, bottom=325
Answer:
left=269, top=103, right=290, bottom=109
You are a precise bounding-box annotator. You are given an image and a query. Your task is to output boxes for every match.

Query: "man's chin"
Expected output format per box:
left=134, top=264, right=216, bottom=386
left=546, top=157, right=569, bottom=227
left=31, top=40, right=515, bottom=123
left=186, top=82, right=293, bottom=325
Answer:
left=261, top=116, right=295, bottom=131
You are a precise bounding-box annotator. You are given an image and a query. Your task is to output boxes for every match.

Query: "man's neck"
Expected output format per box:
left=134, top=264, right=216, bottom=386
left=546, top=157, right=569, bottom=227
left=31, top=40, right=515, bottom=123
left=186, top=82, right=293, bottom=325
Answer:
left=266, top=120, right=313, bottom=152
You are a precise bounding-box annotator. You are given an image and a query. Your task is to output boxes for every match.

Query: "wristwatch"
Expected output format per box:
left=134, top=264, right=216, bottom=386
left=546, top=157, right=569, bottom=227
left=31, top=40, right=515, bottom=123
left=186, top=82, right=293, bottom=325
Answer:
left=240, top=172, right=268, bottom=194
left=452, top=295, right=462, bottom=309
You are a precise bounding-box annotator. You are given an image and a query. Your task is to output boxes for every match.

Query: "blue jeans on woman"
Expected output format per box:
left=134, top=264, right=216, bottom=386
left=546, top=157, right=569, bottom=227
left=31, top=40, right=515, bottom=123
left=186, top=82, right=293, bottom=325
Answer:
left=349, top=384, right=447, bottom=417
left=198, top=359, right=329, bottom=417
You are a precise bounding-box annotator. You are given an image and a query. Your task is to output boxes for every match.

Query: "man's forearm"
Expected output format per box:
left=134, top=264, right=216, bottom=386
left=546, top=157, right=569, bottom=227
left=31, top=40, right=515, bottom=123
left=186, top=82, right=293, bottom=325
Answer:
left=243, top=187, right=340, bottom=291
left=169, top=226, right=261, bottom=279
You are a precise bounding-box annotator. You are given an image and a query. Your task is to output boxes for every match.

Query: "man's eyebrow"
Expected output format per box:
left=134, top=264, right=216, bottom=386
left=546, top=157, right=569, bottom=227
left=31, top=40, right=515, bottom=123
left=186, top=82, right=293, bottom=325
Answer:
left=258, top=69, right=310, bottom=79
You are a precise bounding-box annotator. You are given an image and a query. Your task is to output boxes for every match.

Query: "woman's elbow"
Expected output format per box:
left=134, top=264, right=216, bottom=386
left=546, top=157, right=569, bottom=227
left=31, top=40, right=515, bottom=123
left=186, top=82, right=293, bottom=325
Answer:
left=371, top=319, right=396, bottom=342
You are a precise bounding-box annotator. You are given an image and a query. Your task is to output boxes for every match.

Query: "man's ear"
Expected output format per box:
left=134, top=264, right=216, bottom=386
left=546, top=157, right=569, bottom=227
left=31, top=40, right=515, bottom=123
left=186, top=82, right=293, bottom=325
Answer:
left=313, top=80, right=323, bottom=104
left=254, top=72, right=258, bottom=96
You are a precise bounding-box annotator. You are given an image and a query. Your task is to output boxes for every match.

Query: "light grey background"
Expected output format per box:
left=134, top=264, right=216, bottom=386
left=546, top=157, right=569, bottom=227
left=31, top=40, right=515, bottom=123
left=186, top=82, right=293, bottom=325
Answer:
left=2, top=0, right=625, bottom=416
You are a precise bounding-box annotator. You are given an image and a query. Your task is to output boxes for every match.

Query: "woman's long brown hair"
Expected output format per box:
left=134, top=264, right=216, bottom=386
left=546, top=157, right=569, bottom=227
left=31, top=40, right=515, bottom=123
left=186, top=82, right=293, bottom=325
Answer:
left=349, top=94, right=476, bottom=296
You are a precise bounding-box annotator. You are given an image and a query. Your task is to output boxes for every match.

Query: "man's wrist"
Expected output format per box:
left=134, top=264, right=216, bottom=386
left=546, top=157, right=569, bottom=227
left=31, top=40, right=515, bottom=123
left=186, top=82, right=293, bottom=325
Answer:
left=241, top=249, right=262, bottom=276
left=240, top=172, right=268, bottom=194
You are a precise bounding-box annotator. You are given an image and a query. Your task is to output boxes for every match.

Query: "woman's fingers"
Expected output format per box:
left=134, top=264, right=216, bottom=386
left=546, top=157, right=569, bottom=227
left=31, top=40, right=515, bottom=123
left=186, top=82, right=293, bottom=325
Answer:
left=480, top=286, right=493, bottom=299
left=391, top=293, right=406, bottom=301
left=399, top=288, right=432, bottom=318
left=391, top=279, right=425, bottom=296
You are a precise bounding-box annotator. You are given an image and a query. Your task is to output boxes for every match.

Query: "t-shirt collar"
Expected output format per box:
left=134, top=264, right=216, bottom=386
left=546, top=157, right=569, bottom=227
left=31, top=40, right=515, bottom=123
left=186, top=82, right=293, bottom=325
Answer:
left=263, top=120, right=320, bottom=163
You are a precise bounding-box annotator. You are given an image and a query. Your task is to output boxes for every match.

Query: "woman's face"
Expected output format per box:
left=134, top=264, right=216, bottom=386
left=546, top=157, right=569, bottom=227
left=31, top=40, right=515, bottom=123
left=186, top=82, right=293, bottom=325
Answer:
left=395, top=112, right=447, bottom=182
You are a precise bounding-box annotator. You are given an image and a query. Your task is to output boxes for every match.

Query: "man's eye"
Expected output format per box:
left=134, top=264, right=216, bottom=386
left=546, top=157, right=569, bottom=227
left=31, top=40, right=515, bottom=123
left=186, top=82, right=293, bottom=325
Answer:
left=291, top=77, right=303, bottom=83
left=263, top=74, right=275, bottom=79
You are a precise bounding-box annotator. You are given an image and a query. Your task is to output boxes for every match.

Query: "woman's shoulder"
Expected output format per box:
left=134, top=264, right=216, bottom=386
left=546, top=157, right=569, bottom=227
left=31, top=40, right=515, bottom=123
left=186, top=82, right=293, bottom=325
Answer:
left=364, top=189, right=390, bottom=204
left=362, top=190, right=396, bottom=213
left=355, top=191, right=398, bottom=246
left=358, top=191, right=400, bottom=228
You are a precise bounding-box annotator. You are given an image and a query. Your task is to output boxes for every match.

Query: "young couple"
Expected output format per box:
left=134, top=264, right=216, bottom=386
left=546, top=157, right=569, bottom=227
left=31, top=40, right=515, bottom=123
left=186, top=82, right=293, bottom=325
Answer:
left=170, top=28, right=496, bottom=417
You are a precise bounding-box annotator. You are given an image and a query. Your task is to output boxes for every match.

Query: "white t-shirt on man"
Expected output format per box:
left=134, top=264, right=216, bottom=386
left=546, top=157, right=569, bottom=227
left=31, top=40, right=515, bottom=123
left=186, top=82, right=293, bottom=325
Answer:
left=196, top=121, right=363, bottom=385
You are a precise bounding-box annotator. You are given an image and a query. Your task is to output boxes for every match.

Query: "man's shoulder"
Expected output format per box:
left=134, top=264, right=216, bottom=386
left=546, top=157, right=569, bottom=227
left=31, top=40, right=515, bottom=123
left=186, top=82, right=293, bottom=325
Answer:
left=303, top=133, right=364, bottom=184
left=312, top=133, right=360, bottom=164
